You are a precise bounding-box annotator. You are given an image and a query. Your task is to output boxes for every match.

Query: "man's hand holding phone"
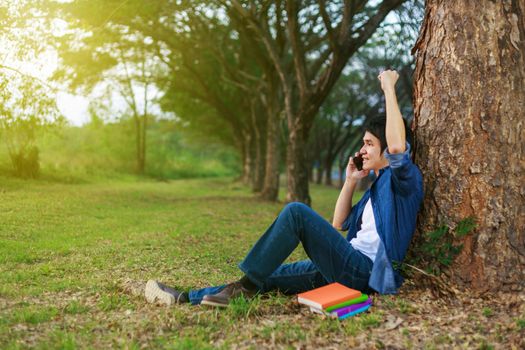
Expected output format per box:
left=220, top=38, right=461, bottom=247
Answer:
left=346, top=152, right=369, bottom=181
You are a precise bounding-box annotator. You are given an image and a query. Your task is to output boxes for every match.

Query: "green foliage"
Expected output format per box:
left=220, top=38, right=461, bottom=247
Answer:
left=11, top=145, right=40, bottom=178
left=455, top=216, right=477, bottom=238
left=1, top=117, right=239, bottom=181
left=0, top=72, right=62, bottom=178
left=516, top=317, right=525, bottom=330
left=482, top=307, right=494, bottom=318
left=407, top=217, right=477, bottom=275
left=478, top=340, right=495, bottom=350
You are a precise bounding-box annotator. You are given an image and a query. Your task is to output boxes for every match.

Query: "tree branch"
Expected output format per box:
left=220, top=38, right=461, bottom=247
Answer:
left=317, top=0, right=336, bottom=50
left=286, top=1, right=309, bottom=101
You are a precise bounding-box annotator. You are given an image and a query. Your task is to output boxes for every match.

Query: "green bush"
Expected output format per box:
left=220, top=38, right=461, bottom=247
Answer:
left=0, top=118, right=240, bottom=181
left=12, top=146, right=40, bottom=178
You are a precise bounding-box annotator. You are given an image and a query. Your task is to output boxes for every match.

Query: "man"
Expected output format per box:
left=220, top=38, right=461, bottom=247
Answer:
left=145, top=70, right=423, bottom=307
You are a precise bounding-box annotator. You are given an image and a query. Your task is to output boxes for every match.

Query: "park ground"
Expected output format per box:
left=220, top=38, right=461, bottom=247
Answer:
left=0, top=176, right=523, bottom=349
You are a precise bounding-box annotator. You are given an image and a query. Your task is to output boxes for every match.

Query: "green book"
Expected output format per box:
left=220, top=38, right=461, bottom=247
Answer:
left=324, top=293, right=369, bottom=312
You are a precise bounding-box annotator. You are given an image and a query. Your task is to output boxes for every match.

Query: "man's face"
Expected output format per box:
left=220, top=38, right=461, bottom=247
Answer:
left=359, top=131, right=384, bottom=171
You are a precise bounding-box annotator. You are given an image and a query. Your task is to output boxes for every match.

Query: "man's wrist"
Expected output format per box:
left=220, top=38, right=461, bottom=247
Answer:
left=383, top=87, right=396, bottom=96
left=345, top=176, right=358, bottom=185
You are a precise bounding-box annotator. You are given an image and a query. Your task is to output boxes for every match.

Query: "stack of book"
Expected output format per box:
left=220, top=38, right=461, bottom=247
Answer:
left=297, top=282, right=372, bottom=320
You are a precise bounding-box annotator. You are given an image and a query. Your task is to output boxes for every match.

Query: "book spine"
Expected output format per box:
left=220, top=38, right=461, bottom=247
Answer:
left=333, top=299, right=372, bottom=317
left=297, top=297, right=322, bottom=310
left=309, top=307, right=337, bottom=318
left=325, top=294, right=369, bottom=312
left=338, top=304, right=371, bottom=320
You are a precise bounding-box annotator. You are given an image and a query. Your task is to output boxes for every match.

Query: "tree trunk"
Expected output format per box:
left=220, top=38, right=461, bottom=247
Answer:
left=324, top=157, right=333, bottom=186
left=315, top=161, right=323, bottom=184
left=140, top=113, right=146, bottom=174
left=260, top=109, right=281, bottom=201
left=338, top=165, right=344, bottom=188
left=413, top=0, right=525, bottom=292
left=250, top=100, right=265, bottom=192
left=252, top=130, right=266, bottom=192
left=134, top=113, right=144, bottom=174
left=285, top=119, right=311, bottom=205
left=241, top=132, right=253, bottom=186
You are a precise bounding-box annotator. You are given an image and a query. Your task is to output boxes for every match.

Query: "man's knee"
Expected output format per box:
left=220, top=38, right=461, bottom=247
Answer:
left=283, top=202, right=310, bottom=217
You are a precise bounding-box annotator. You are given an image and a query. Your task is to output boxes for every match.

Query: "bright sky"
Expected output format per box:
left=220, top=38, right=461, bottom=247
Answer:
left=2, top=53, right=90, bottom=127
left=56, top=93, right=90, bottom=126
left=34, top=52, right=91, bottom=126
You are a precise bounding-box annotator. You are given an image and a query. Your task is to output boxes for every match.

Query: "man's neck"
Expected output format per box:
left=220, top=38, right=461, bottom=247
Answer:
left=373, top=158, right=389, bottom=174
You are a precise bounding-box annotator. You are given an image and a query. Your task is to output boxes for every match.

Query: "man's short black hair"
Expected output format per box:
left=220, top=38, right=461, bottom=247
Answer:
left=364, top=115, right=413, bottom=154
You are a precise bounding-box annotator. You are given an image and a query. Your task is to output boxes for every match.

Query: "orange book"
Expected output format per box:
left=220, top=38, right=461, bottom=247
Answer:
left=297, top=283, right=361, bottom=310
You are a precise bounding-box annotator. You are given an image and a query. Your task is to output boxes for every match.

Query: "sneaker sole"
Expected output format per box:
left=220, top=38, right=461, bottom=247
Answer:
left=200, top=299, right=228, bottom=308
left=145, top=280, right=176, bottom=306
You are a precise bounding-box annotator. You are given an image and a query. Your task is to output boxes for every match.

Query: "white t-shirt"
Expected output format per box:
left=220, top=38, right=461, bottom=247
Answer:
left=350, top=198, right=380, bottom=262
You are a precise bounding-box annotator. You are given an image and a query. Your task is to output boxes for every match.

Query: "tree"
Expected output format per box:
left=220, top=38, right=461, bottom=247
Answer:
left=140, top=3, right=284, bottom=196
left=412, top=0, right=524, bottom=292
left=308, top=72, right=369, bottom=186
left=0, top=73, right=61, bottom=178
left=228, top=0, right=406, bottom=205
left=53, top=17, right=164, bottom=174
left=310, top=12, right=421, bottom=187
left=53, top=1, right=281, bottom=192
left=0, top=1, right=62, bottom=178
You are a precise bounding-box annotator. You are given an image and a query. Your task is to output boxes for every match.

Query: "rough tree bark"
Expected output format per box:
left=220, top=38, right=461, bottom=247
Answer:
left=412, top=0, right=525, bottom=291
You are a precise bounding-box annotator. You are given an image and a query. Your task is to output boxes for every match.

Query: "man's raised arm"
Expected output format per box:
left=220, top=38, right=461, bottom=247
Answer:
left=379, top=70, right=406, bottom=154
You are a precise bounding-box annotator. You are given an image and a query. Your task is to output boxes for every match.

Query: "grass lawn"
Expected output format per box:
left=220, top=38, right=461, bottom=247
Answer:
left=0, top=176, right=523, bottom=349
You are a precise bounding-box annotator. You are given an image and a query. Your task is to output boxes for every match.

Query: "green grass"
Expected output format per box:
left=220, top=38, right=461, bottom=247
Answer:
left=0, top=175, right=367, bottom=348
left=516, top=317, right=525, bottom=330
left=482, top=307, right=494, bottom=318
left=1, top=175, right=519, bottom=349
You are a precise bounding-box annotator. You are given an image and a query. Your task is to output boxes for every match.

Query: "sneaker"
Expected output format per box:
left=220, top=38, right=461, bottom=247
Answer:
left=200, top=281, right=256, bottom=307
left=145, top=280, right=188, bottom=305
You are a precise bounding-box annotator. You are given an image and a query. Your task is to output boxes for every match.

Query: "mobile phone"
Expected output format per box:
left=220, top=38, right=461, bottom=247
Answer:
left=353, top=154, right=364, bottom=171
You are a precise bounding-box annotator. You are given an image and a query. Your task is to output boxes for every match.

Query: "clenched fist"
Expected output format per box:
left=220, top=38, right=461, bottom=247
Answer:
left=378, top=70, right=399, bottom=92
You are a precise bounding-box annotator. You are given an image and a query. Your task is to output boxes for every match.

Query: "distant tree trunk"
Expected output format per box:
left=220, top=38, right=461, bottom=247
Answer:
left=413, top=0, right=525, bottom=292
left=315, top=155, right=323, bottom=184
left=308, top=125, right=322, bottom=184
left=139, top=113, right=146, bottom=174
left=260, top=104, right=281, bottom=201
left=285, top=121, right=311, bottom=205
left=241, top=132, right=253, bottom=186
left=253, top=133, right=266, bottom=192
left=338, top=165, right=344, bottom=188
left=250, top=104, right=266, bottom=192
left=324, top=157, right=333, bottom=186
left=133, top=112, right=145, bottom=174
left=315, top=166, right=322, bottom=184
left=138, top=76, right=148, bottom=175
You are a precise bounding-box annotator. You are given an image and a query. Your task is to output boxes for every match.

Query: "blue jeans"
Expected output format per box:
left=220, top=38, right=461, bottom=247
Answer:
left=188, top=202, right=373, bottom=305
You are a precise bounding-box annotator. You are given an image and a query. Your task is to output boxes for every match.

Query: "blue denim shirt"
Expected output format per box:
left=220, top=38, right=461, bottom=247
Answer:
left=342, top=143, right=423, bottom=294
